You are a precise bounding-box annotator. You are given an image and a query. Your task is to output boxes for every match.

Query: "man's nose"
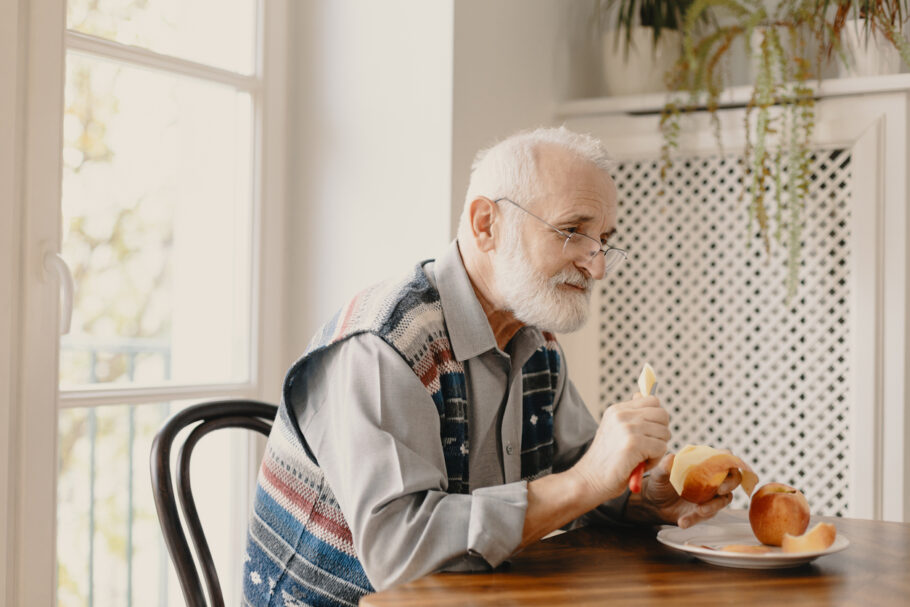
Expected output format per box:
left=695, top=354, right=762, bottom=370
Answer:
left=576, top=253, right=606, bottom=281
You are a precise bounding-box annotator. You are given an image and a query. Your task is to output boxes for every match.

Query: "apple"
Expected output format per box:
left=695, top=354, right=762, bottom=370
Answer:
left=748, top=482, right=810, bottom=546
left=781, top=522, right=837, bottom=553
left=669, top=445, right=759, bottom=504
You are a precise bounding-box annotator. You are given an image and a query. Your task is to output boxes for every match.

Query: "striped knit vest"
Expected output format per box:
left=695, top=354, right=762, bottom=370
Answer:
left=243, top=262, right=561, bottom=607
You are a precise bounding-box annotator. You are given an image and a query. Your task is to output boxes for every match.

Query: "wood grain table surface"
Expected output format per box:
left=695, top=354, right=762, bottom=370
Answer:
left=359, top=510, right=910, bottom=606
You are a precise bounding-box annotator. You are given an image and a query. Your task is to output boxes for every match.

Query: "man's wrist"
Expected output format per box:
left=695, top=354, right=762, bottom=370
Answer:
left=567, top=461, right=632, bottom=509
left=561, top=466, right=604, bottom=513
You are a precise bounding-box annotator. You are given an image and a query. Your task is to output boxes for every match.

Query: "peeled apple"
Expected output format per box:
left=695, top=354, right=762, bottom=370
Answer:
left=669, top=444, right=758, bottom=504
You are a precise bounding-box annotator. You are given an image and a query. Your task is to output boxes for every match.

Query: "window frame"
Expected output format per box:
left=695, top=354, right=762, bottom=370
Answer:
left=6, top=0, right=288, bottom=603
left=0, top=0, right=27, bottom=602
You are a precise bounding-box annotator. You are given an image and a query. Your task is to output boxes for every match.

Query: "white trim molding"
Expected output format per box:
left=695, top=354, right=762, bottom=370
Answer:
left=557, top=73, right=910, bottom=119
left=65, top=31, right=261, bottom=92
left=253, top=0, right=289, bottom=405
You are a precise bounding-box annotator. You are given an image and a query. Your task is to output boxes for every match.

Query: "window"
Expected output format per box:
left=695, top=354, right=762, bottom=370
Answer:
left=11, top=0, right=287, bottom=604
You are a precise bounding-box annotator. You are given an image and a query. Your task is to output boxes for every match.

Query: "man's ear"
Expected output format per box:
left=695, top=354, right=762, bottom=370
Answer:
left=468, top=197, right=498, bottom=253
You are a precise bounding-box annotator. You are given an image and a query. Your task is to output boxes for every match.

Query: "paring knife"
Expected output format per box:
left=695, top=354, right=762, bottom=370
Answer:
left=628, top=363, right=657, bottom=493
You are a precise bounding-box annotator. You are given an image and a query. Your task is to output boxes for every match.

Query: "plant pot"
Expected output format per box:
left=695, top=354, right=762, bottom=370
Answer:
left=837, top=19, right=903, bottom=77
left=602, top=26, right=682, bottom=96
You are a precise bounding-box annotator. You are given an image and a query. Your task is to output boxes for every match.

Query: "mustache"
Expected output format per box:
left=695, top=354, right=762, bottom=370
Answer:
left=552, top=269, right=593, bottom=292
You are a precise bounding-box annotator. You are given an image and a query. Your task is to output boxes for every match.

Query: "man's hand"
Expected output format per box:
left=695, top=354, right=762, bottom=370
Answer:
left=633, top=453, right=742, bottom=528
left=571, top=394, right=670, bottom=503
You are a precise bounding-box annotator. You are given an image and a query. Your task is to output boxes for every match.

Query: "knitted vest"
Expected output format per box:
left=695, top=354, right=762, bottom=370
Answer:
left=243, top=262, right=561, bottom=607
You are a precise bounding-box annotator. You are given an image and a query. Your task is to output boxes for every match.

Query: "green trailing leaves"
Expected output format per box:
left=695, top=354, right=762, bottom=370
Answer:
left=652, top=0, right=909, bottom=301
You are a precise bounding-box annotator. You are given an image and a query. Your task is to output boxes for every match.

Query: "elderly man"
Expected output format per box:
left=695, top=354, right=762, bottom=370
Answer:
left=244, top=127, right=738, bottom=606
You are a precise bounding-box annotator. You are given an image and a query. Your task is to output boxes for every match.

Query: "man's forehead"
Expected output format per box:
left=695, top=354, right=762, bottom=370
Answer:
left=534, top=147, right=614, bottom=190
left=533, top=173, right=617, bottom=222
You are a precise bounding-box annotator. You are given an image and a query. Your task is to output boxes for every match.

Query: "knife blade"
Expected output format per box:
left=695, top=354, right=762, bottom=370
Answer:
left=629, top=363, right=658, bottom=493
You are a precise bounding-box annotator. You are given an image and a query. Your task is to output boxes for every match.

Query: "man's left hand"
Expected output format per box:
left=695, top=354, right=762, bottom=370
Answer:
left=636, top=453, right=741, bottom=528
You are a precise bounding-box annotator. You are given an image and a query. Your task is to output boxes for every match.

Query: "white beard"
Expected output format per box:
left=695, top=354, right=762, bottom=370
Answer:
left=493, top=237, right=594, bottom=333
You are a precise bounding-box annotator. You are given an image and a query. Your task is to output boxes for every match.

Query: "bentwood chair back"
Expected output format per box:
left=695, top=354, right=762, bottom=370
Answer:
left=150, top=399, right=277, bottom=607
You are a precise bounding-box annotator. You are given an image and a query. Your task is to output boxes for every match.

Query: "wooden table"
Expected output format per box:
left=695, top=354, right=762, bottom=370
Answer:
left=360, top=511, right=910, bottom=606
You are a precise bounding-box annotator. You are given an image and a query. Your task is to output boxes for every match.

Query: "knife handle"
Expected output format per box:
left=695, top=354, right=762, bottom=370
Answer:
left=628, top=461, right=645, bottom=493
left=628, top=377, right=657, bottom=494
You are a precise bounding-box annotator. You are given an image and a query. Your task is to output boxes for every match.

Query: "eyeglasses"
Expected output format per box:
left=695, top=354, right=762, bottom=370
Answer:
left=494, top=197, right=627, bottom=274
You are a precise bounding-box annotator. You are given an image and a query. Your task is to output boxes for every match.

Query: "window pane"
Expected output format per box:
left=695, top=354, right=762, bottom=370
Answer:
left=66, top=0, right=258, bottom=74
left=59, top=53, right=254, bottom=388
left=57, top=402, right=253, bottom=607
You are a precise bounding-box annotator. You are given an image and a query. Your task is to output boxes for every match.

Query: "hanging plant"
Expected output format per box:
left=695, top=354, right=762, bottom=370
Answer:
left=652, top=0, right=910, bottom=300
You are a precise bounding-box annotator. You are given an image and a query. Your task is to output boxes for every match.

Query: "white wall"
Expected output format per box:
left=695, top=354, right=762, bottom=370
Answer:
left=450, top=0, right=601, bottom=232
left=286, top=0, right=605, bottom=412
left=286, top=0, right=455, bottom=357
left=450, top=0, right=609, bottom=414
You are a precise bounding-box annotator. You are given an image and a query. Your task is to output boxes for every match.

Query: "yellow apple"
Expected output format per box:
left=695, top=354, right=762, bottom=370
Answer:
left=748, top=482, right=810, bottom=546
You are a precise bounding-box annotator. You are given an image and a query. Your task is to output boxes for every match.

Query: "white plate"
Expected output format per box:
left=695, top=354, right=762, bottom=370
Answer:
left=656, top=522, right=849, bottom=569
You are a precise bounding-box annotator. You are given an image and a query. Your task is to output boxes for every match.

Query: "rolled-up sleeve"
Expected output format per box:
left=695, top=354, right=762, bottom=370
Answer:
left=290, top=334, right=527, bottom=591
left=466, top=482, right=528, bottom=564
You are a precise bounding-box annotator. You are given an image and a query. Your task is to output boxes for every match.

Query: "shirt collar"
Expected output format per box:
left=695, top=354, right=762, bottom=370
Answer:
left=433, top=240, right=499, bottom=362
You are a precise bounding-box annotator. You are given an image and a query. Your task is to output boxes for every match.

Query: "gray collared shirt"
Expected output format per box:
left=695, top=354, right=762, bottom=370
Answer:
left=290, top=240, right=624, bottom=591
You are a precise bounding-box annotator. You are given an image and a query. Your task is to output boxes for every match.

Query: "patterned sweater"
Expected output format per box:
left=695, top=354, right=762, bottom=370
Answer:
left=243, top=262, right=561, bottom=607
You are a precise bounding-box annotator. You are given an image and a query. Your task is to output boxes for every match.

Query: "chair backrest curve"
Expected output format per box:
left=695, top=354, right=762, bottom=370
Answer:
left=150, top=400, right=277, bottom=607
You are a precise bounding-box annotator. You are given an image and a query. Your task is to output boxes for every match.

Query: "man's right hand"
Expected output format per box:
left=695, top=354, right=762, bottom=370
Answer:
left=519, top=393, right=670, bottom=550
left=571, top=394, right=671, bottom=502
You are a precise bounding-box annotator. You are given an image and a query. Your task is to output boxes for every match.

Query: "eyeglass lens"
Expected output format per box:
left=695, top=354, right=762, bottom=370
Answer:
left=562, top=233, right=598, bottom=259
left=603, top=249, right=625, bottom=273
left=562, top=234, right=626, bottom=273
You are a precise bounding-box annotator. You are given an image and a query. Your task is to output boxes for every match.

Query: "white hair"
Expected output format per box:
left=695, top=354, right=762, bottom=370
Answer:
left=461, top=126, right=614, bottom=229
left=492, top=227, right=594, bottom=333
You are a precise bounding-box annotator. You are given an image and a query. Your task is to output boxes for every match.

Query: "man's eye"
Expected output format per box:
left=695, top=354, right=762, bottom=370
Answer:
left=564, top=227, right=579, bottom=234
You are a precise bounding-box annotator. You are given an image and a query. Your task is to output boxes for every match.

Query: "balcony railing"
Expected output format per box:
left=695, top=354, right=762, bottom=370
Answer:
left=59, top=338, right=172, bottom=607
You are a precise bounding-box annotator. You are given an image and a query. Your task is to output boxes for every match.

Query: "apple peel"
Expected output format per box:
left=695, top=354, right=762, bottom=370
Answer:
left=781, top=522, right=837, bottom=553
left=670, top=445, right=758, bottom=504
left=721, top=544, right=772, bottom=554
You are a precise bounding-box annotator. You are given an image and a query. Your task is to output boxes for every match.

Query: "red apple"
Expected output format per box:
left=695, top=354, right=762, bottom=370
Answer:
left=748, top=482, right=810, bottom=546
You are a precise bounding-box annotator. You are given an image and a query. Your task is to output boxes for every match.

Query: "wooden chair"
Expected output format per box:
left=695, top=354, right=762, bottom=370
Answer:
left=150, top=399, right=278, bottom=607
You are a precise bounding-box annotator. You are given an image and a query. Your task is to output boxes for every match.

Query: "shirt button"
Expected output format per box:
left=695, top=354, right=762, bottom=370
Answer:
left=505, top=443, right=514, bottom=455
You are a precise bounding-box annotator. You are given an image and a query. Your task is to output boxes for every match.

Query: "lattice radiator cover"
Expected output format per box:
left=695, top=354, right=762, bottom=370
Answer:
left=599, top=151, right=852, bottom=516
